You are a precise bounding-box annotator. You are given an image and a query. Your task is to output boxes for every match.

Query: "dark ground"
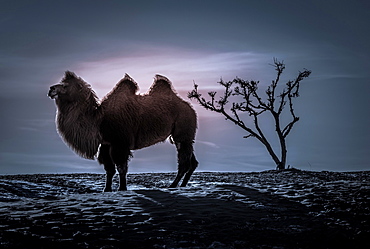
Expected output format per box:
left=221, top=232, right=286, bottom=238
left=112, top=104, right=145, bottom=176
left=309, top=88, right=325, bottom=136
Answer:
left=0, top=169, right=369, bottom=248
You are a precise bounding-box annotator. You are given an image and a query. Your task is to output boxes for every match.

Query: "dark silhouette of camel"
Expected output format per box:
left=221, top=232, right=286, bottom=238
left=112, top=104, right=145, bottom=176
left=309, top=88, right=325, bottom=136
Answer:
left=48, top=72, right=198, bottom=191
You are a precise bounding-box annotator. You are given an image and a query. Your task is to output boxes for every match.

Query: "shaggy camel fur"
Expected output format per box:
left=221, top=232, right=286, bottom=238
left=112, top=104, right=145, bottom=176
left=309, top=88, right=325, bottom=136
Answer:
left=48, top=72, right=198, bottom=191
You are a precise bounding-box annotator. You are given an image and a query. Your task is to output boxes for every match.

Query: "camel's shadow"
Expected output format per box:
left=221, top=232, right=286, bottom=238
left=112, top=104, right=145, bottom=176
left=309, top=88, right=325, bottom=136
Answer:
left=134, top=185, right=351, bottom=248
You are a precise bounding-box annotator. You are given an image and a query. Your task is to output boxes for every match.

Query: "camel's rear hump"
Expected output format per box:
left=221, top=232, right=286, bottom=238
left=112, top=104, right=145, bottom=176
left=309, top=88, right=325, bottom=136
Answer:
left=148, top=75, right=177, bottom=96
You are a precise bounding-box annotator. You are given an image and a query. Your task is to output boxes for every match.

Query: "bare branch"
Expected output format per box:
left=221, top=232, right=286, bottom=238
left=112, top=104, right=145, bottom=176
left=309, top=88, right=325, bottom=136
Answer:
left=217, top=79, right=233, bottom=111
left=283, top=117, right=299, bottom=138
left=267, top=58, right=285, bottom=110
left=188, top=83, right=222, bottom=112
left=233, top=78, right=268, bottom=113
left=231, top=103, right=245, bottom=126
left=220, top=109, right=262, bottom=141
left=243, top=134, right=254, bottom=139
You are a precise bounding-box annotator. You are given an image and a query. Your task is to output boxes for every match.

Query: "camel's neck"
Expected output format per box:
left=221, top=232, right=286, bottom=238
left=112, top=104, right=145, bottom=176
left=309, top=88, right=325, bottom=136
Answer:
left=56, top=98, right=102, bottom=159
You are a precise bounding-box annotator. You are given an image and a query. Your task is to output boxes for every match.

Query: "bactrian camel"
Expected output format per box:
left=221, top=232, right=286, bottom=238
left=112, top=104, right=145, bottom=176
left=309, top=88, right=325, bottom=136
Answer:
left=48, top=72, right=198, bottom=191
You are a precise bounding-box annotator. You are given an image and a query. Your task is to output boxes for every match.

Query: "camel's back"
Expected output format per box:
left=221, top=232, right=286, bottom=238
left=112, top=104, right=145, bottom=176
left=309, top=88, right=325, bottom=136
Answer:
left=100, top=74, right=197, bottom=148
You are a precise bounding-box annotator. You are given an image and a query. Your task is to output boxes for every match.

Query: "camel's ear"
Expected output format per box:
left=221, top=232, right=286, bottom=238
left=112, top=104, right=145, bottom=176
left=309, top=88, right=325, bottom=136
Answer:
left=63, top=71, right=77, bottom=82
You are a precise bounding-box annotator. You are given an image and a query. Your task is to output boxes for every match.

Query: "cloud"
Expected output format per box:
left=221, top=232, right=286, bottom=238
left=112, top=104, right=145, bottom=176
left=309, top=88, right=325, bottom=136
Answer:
left=196, top=140, right=220, bottom=149
left=74, top=46, right=270, bottom=98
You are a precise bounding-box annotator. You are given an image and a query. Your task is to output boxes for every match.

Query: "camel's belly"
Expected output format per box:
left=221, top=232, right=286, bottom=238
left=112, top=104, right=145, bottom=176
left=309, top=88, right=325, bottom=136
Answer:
left=132, top=134, right=170, bottom=150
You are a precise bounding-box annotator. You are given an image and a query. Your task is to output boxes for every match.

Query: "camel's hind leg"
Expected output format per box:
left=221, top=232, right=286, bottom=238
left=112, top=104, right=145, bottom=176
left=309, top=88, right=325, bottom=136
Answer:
left=98, top=144, right=115, bottom=192
left=169, top=142, right=197, bottom=188
left=180, top=152, right=198, bottom=187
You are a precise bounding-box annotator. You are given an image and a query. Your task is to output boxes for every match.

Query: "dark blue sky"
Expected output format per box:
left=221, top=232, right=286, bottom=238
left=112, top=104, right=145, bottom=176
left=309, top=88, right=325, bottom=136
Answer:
left=0, top=0, right=369, bottom=174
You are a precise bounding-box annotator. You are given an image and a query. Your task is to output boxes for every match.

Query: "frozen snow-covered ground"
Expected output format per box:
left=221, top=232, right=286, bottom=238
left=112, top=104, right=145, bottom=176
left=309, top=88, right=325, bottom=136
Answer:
left=0, top=170, right=369, bottom=248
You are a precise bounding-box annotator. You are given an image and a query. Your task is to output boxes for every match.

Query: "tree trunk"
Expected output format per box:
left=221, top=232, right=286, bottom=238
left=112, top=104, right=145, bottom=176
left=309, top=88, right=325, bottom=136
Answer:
left=260, top=139, right=282, bottom=169
left=273, top=112, right=287, bottom=170
left=278, top=141, right=287, bottom=170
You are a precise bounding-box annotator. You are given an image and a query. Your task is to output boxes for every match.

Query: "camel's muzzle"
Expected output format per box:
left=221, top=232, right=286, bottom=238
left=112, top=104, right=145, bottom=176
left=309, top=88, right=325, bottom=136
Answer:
left=48, top=86, right=58, bottom=99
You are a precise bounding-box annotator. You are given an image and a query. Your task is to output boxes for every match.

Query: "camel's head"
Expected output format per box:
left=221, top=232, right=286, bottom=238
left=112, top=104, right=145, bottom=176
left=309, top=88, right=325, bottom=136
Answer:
left=48, top=83, right=66, bottom=100
left=48, top=71, right=92, bottom=102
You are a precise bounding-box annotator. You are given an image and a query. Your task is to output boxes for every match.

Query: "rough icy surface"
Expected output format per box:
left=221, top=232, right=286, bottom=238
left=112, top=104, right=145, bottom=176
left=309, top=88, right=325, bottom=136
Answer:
left=0, top=169, right=369, bottom=248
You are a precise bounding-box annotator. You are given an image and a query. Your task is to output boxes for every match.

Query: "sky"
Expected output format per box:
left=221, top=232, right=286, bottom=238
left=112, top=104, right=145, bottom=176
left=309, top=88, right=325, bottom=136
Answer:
left=0, top=0, right=369, bottom=174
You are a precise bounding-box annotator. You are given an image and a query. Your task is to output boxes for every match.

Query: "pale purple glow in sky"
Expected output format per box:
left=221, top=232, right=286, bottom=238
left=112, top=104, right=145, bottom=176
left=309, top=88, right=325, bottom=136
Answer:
left=0, top=0, right=369, bottom=174
left=75, top=48, right=268, bottom=99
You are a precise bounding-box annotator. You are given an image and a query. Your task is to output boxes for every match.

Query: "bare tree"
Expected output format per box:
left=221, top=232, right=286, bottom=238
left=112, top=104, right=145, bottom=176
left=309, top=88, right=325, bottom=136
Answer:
left=188, top=59, right=311, bottom=170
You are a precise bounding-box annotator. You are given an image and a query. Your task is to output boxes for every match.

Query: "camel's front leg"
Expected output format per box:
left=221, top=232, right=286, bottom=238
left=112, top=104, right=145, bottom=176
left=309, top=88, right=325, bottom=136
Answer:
left=110, top=145, right=130, bottom=191
left=104, top=171, right=115, bottom=192
left=117, top=163, right=128, bottom=191
left=98, top=144, right=116, bottom=192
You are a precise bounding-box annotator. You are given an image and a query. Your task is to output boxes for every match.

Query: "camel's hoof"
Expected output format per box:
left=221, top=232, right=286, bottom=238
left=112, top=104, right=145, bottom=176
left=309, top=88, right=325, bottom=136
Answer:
left=118, top=187, right=127, bottom=191
left=103, top=188, right=112, bottom=192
